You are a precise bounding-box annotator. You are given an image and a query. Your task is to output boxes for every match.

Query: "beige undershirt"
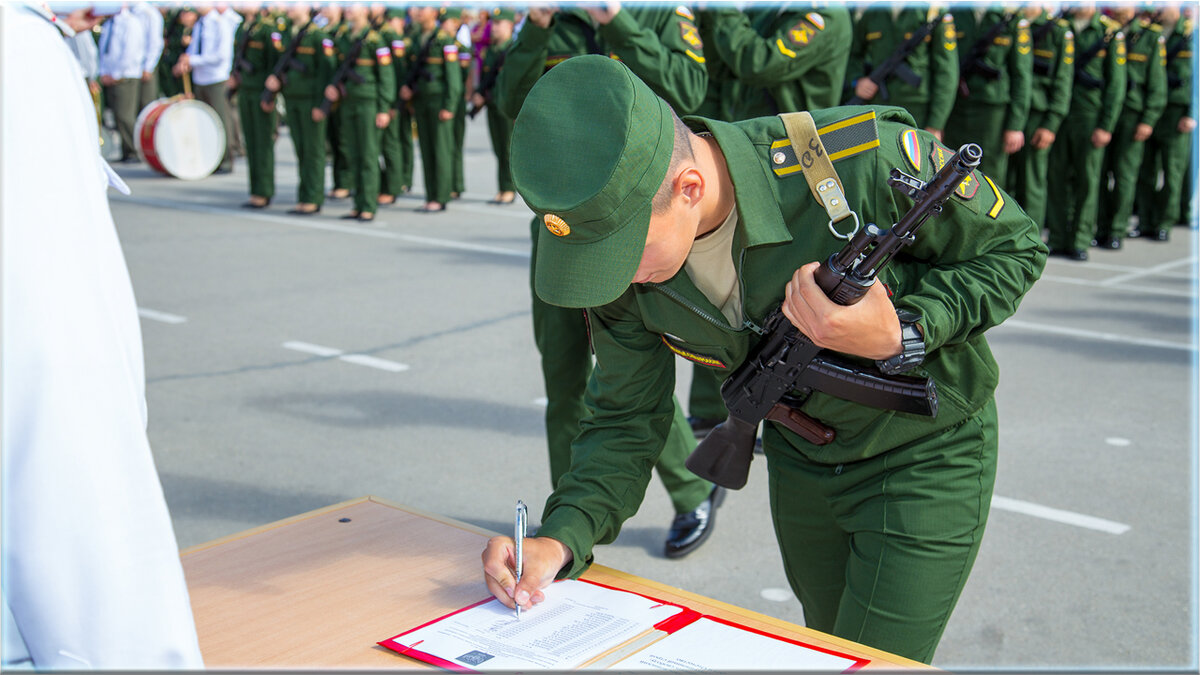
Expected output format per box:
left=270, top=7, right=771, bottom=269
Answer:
left=684, top=205, right=742, bottom=328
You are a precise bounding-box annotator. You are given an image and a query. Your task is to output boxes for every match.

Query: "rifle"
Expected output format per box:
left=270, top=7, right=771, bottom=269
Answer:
left=1031, top=12, right=1065, bottom=76
left=1165, top=30, right=1189, bottom=88
left=261, top=17, right=313, bottom=107
left=958, top=13, right=1014, bottom=96
left=317, top=19, right=381, bottom=117
left=1074, top=14, right=1136, bottom=90
left=685, top=142, right=984, bottom=490
left=466, top=45, right=507, bottom=118
left=403, top=29, right=440, bottom=99
left=226, top=15, right=256, bottom=101
left=847, top=16, right=940, bottom=105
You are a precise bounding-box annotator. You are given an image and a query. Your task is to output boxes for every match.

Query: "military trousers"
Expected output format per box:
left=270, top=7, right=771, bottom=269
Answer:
left=1096, top=108, right=1148, bottom=242
left=413, top=97, right=454, bottom=205
left=452, top=96, right=466, bottom=195
left=943, top=99, right=1010, bottom=191
left=328, top=106, right=355, bottom=193
left=1007, top=109, right=1056, bottom=228
left=105, top=78, right=140, bottom=161
left=380, top=107, right=414, bottom=197
left=688, top=366, right=727, bottom=422
left=283, top=95, right=327, bottom=206
left=1045, top=109, right=1106, bottom=252
left=764, top=399, right=998, bottom=664
left=485, top=106, right=514, bottom=192
left=238, top=84, right=277, bottom=200
left=338, top=100, right=384, bottom=214
left=528, top=217, right=712, bottom=513
left=194, top=80, right=235, bottom=172
left=1136, top=104, right=1192, bottom=236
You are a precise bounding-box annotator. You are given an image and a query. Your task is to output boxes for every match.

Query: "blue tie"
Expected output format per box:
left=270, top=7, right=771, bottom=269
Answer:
left=194, top=19, right=203, bottom=55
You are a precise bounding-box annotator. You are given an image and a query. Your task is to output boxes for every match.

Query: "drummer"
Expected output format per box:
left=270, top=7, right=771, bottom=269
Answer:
left=176, top=3, right=235, bottom=174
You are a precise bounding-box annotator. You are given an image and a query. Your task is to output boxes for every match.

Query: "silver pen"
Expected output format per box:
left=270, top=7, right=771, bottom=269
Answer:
left=514, top=500, right=527, bottom=620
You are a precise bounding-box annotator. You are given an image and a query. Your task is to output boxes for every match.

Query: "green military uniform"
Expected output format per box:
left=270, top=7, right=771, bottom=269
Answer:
left=706, top=6, right=852, bottom=119
left=1137, top=15, right=1196, bottom=239
left=511, top=56, right=1047, bottom=663
left=1045, top=13, right=1127, bottom=258
left=695, top=8, right=738, bottom=122
left=407, top=23, right=462, bottom=208
left=1096, top=16, right=1168, bottom=247
left=330, top=24, right=396, bottom=216
left=158, top=11, right=187, bottom=98
left=451, top=29, right=472, bottom=198
left=379, top=15, right=414, bottom=199
left=943, top=8, right=1033, bottom=190
left=477, top=13, right=515, bottom=196
left=277, top=17, right=335, bottom=208
left=327, top=18, right=354, bottom=197
left=234, top=11, right=284, bottom=203
left=1006, top=12, right=1074, bottom=228
left=846, top=7, right=959, bottom=132
left=495, top=8, right=715, bottom=529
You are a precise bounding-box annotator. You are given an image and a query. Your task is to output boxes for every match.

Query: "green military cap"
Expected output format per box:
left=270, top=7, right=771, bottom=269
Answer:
left=386, top=8, right=406, bottom=20
left=491, top=7, right=516, bottom=22
left=512, top=55, right=675, bottom=309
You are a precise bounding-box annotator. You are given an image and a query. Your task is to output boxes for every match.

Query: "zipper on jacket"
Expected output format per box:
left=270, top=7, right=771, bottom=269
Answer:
left=647, top=283, right=733, bottom=332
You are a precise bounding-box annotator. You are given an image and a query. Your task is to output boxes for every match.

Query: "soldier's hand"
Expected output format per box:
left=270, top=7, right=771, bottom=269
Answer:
left=100, top=74, right=116, bottom=86
left=528, top=6, right=558, bottom=29
left=265, top=74, right=282, bottom=92
left=586, top=2, right=621, bottom=25
left=325, top=85, right=340, bottom=102
left=1179, top=116, right=1196, bottom=134
left=261, top=99, right=275, bottom=114
left=1091, top=128, right=1112, bottom=148
left=142, top=70, right=153, bottom=82
left=482, top=535, right=572, bottom=612
left=312, top=108, right=326, bottom=122
left=400, top=84, right=413, bottom=101
left=376, top=112, right=391, bottom=128
left=853, top=78, right=878, bottom=101
left=781, top=262, right=902, bottom=361
left=924, top=127, right=943, bottom=142
left=1002, top=129, right=1024, bottom=154
left=228, top=74, right=240, bottom=92
left=438, top=108, right=454, bottom=121
left=1030, top=127, right=1055, bottom=150
left=1133, top=123, right=1154, bottom=142
left=471, top=92, right=486, bottom=107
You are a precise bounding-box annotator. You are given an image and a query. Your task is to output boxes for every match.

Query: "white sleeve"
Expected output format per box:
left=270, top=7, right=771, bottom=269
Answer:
left=141, top=5, right=164, bottom=72
left=0, top=6, right=204, bottom=670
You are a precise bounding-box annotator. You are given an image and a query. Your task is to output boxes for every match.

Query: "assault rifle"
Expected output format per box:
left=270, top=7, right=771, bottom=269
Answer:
left=467, top=46, right=507, bottom=119
left=847, top=16, right=940, bottom=105
left=261, top=18, right=313, bottom=107
left=1075, top=14, right=1137, bottom=89
left=958, top=14, right=1014, bottom=96
left=402, top=30, right=439, bottom=99
left=317, top=19, right=380, bottom=117
left=226, top=17, right=256, bottom=101
left=685, top=142, right=984, bottom=490
left=1031, top=12, right=1065, bottom=76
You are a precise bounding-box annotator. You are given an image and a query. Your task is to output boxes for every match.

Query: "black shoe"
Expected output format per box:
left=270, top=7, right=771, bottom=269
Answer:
left=241, top=198, right=270, bottom=209
left=287, top=205, right=320, bottom=215
left=1095, top=235, right=1122, bottom=250
left=687, top=416, right=723, bottom=439
left=214, top=166, right=233, bottom=174
left=1151, top=230, right=1170, bottom=241
left=664, top=486, right=725, bottom=559
left=340, top=211, right=360, bottom=220
left=1068, top=249, right=1089, bottom=261
left=1127, top=228, right=1143, bottom=238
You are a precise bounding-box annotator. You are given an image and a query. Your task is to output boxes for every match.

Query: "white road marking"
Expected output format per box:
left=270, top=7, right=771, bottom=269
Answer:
left=760, top=588, right=795, bottom=602
left=1101, top=255, right=1198, bottom=285
left=1105, top=437, right=1132, bottom=447
left=533, top=397, right=548, bottom=407
left=991, top=496, right=1131, bottom=535
left=1038, top=274, right=1195, bottom=298
left=998, top=319, right=1195, bottom=352
left=282, top=341, right=409, bottom=373
left=137, top=308, right=187, bottom=324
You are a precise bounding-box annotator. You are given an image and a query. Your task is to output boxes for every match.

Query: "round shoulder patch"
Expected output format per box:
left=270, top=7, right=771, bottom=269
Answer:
left=544, top=214, right=570, bottom=237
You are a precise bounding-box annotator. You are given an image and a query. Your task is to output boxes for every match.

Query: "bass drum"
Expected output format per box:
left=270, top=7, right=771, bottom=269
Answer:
left=133, top=97, right=226, bottom=180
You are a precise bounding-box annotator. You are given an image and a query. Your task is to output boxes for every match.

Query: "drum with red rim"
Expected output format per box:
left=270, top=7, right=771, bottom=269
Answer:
left=133, top=97, right=225, bottom=180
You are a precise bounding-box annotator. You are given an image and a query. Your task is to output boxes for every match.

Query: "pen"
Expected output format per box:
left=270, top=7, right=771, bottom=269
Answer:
left=515, top=500, right=527, bottom=620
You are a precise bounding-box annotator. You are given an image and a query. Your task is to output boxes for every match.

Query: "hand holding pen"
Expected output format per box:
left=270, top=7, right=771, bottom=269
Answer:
left=481, top=506, right=574, bottom=615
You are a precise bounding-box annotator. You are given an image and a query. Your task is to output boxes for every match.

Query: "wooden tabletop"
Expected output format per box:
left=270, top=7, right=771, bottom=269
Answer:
left=181, top=496, right=929, bottom=670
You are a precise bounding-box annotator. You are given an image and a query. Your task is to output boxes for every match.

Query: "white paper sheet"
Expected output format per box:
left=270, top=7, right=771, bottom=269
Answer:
left=392, top=580, right=682, bottom=671
left=609, top=617, right=863, bottom=672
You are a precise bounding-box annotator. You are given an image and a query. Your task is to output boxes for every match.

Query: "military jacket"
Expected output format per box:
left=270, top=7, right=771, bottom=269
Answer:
left=951, top=8, right=1033, bottom=132
left=847, top=7, right=959, bottom=129
left=695, top=8, right=739, bottom=121
left=380, top=25, right=410, bottom=108
left=477, top=35, right=511, bottom=103
left=1028, top=12, right=1074, bottom=134
left=495, top=7, right=708, bottom=120
left=406, top=26, right=463, bottom=112
left=233, top=11, right=285, bottom=87
left=536, top=107, right=1047, bottom=577
left=1164, top=17, right=1195, bottom=107
left=707, top=7, right=852, bottom=118
left=1068, top=12, right=1127, bottom=131
left=333, top=25, right=396, bottom=112
left=275, top=19, right=335, bottom=100
left=1121, top=19, right=1168, bottom=125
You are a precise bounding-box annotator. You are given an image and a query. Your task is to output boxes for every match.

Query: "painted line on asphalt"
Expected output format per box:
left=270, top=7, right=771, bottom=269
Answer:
left=282, top=341, right=410, bottom=372
left=138, top=307, right=188, bottom=324
left=991, top=495, right=1131, bottom=535
left=1038, top=274, right=1195, bottom=298
left=998, top=319, right=1195, bottom=352
left=1100, top=255, right=1197, bottom=286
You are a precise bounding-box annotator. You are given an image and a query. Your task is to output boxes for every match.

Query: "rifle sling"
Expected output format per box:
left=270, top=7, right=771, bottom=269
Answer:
left=778, top=112, right=853, bottom=225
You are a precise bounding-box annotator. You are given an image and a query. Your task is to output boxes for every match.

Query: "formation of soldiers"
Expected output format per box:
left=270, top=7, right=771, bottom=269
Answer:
left=89, top=3, right=1195, bottom=246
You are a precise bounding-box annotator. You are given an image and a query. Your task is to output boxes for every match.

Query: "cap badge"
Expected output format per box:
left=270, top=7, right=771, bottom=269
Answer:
left=544, top=214, right=571, bottom=237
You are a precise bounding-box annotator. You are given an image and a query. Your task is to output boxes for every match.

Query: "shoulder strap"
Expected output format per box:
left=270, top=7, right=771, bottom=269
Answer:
left=778, top=112, right=853, bottom=224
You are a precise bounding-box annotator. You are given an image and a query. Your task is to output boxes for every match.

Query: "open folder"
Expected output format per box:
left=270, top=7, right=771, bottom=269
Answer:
left=379, top=579, right=870, bottom=672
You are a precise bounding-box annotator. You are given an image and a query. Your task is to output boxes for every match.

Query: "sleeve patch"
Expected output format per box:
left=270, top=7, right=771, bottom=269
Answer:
left=900, top=129, right=922, bottom=173
left=679, top=20, right=703, bottom=49
left=929, top=141, right=981, bottom=203
left=675, top=5, right=694, bottom=20
left=788, top=19, right=816, bottom=46
left=323, top=38, right=334, bottom=56
left=375, top=45, right=391, bottom=65
left=805, top=13, right=826, bottom=30
left=443, top=43, right=458, bottom=58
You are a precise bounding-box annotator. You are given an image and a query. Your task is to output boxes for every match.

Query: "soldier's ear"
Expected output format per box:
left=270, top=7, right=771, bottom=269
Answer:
left=677, top=167, right=705, bottom=209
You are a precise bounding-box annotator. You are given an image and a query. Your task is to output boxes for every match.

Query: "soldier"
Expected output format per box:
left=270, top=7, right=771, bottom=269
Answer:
left=471, top=8, right=517, bottom=205
left=158, top=8, right=195, bottom=99
left=1006, top=5, right=1073, bottom=229
left=705, top=6, right=853, bottom=119
left=229, top=3, right=282, bottom=209
left=481, top=55, right=1046, bottom=664
left=378, top=8, right=412, bottom=206
left=1045, top=6, right=1127, bottom=261
left=943, top=7, right=1033, bottom=190
left=846, top=6, right=959, bottom=139
left=324, top=5, right=354, bottom=201
left=1095, top=7, right=1167, bottom=249
left=135, top=2, right=164, bottom=112
left=98, top=6, right=148, bottom=162
left=496, top=5, right=722, bottom=560
left=322, top=3, right=395, bottom=222
left=265, top=3, right=334, bottom=215
left=1136, top=4, right=1196, bottom=241
left=403, top=6, right=461, bottom=213
left=441, top=8, right=473, bottom=200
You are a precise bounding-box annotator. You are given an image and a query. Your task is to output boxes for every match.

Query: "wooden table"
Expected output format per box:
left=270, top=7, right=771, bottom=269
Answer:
left=181, top=496, right=929, bottom=670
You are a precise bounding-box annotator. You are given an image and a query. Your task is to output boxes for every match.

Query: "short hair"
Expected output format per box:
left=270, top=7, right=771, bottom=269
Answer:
left=650, top=111, right=696, bottom=215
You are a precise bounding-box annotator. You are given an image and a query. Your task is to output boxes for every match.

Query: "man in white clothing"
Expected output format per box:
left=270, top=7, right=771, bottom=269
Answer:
left=176, top=2, right=234, bottom=172
left=97, top=4, right=147, bottom=161
left=136, top=2, right=165, bottom=111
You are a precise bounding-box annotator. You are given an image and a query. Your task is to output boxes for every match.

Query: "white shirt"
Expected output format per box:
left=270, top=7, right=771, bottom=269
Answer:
left=1, top=4, right=204, bottom=670
left=97, top=8, right=146, bottom=79
left=136, top=3, right=164, bottom=73
left=66, top=29, right=98, bottom=80
left=186, top=9, right=233, bottom=85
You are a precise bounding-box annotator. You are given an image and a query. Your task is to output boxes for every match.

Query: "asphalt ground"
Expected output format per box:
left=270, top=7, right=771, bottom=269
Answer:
left=105, top=116, right=1198, bottom=671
